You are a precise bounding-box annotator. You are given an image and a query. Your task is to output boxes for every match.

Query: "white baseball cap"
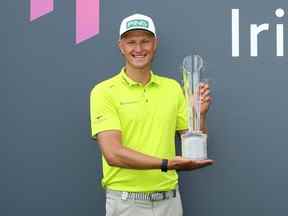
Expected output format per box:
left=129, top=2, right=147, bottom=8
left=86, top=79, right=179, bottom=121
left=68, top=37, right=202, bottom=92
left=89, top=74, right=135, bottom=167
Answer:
left=119, top=13, right=156, bottom=38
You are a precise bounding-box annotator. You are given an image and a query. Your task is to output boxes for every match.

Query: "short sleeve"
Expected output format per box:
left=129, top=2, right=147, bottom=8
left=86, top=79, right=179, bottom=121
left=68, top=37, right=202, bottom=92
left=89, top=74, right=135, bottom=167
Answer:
left=90, top=86, right=121, bottom=139
left=175, top=83, right=188, bottom=131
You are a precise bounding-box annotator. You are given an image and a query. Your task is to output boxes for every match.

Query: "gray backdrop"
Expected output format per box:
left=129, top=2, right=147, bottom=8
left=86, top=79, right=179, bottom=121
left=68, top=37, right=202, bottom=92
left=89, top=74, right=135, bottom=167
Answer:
left=1, top=0, right=288, bottom=215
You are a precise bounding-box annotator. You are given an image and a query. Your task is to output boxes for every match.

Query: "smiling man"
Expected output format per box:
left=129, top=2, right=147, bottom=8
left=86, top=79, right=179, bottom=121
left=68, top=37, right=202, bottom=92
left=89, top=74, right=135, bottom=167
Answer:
left=90, top=14, right=213, bottom=216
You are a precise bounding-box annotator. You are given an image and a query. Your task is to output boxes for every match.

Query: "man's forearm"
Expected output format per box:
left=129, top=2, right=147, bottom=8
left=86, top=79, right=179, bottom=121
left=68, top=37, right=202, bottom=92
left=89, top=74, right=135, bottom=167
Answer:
left=200, top=115, right=208, bottom=134
left=104, top=145, right=163, bottom=170
left=97, top=131, right=163, bottom=170
left=106, top=146, right=213, bottom=171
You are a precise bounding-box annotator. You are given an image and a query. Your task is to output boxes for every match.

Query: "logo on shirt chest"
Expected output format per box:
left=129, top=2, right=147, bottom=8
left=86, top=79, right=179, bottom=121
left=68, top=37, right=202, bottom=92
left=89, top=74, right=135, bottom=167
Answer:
left=119, top=99, right=142, bottom=106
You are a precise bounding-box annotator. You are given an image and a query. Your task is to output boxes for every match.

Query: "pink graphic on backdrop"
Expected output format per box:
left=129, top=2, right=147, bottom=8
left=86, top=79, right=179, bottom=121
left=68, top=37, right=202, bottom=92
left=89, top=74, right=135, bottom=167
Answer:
left=76, top=0, right=100, bottom=44
left=30, top=0, right=54, bottom=21
left=30, top=0, right=100, bottom=44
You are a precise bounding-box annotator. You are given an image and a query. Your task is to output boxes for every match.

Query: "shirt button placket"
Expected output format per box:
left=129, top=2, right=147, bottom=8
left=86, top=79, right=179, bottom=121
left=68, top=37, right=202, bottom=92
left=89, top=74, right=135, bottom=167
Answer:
left=144, top=88, right=149, bottom=103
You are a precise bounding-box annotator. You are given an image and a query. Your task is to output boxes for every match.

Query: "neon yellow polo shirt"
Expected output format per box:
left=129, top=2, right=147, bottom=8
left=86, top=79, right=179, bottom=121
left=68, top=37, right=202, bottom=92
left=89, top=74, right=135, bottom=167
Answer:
left=90, top=68, right=187, bottom=192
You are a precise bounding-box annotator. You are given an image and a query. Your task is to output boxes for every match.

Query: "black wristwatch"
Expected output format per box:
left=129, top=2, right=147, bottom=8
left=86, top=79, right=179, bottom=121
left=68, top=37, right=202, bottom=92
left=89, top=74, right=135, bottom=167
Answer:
left=161, top=159, right=168, bottom=172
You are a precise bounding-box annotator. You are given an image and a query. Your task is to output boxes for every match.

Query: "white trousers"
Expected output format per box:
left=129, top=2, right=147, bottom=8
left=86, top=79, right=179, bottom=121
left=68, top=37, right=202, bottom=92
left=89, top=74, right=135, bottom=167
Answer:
left=105, top=189, right=183, bottom=216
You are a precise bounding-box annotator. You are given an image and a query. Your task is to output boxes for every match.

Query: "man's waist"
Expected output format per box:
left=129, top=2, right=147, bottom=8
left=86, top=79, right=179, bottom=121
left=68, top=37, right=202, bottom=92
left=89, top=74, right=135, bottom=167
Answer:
left=102, top=169, right=178, bottom=191
left=106, top=187, right=178, bottom=201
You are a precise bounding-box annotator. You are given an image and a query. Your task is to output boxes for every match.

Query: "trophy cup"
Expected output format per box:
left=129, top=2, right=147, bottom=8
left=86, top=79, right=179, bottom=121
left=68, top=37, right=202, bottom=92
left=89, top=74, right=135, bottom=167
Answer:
left=181, top=55, right=208, bottom=160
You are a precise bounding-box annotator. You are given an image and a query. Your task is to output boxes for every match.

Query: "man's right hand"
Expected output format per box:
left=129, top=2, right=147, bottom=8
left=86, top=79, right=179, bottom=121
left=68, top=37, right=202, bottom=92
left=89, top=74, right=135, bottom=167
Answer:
left=168, top=156, right=214, bottom=171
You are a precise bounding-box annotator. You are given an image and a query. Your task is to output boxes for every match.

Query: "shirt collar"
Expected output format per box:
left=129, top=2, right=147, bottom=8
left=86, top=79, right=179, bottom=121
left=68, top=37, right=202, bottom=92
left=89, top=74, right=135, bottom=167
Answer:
left=119, top=67, right=160, bottom=87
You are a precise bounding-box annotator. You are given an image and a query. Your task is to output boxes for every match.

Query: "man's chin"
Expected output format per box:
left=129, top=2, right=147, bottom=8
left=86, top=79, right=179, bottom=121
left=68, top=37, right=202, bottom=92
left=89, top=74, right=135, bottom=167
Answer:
left=130, top=62, right=150, bottom=70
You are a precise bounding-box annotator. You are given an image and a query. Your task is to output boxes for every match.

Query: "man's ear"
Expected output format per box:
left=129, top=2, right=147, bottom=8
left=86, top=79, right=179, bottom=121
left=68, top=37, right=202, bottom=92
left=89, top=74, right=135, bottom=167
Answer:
left=154, top=37, right=159, bottom=51
left=118, top=40, right=124, bottom=55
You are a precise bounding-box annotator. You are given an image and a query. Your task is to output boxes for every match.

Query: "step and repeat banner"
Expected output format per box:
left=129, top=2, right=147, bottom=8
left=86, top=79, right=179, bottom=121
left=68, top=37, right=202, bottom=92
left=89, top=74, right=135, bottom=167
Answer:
left=1, top=1, right=288, bottom=215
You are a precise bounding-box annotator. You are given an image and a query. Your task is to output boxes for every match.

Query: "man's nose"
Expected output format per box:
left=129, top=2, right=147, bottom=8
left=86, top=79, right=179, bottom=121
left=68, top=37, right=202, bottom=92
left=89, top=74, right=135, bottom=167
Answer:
left=134, top=43, right=143, bottom=52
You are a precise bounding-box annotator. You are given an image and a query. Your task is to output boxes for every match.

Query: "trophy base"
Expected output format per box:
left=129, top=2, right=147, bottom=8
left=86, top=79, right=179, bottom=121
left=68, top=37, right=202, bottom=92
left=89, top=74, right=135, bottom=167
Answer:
left=181, top=132, right=207, bottom=160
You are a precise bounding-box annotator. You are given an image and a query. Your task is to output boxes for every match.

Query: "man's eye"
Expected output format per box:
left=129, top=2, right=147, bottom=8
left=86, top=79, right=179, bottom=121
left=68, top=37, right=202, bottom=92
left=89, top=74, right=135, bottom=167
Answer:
left=127, top=41, right=135, bottom=44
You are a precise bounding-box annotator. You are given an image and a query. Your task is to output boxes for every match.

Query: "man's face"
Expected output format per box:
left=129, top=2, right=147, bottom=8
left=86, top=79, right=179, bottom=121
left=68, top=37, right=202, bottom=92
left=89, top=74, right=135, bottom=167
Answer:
left=118, top=30, right=158, bottom=70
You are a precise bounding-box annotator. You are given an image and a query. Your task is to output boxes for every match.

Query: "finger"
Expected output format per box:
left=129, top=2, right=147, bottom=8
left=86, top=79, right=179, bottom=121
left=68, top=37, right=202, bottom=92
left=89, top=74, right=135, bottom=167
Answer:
left=186, top=159, right=214, bottom=165
left=201, top=99, right=211, bottom=105
left=200, top=88, right=210, bottom=97
left=180, top=159, right=215, bottom=170
left=200, top=83, right=209, bottom=90
left=199, top=85, right=209, bottom=94
left=200, top=83, right=209, bottom=88
left=200, top=84, right=208, bottom=90
left=201, top=96, right=212, bottom=104
left=201, top=91, right=210, bottom=99
left=196, top=160, right=214, bottom=165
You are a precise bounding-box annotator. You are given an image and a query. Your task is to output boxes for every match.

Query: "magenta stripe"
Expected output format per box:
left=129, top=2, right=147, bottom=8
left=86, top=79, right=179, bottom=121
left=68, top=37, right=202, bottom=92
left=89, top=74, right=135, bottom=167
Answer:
left=30, top=0, right=54, bottom=21
left=76, top=0, right=100, bottom=44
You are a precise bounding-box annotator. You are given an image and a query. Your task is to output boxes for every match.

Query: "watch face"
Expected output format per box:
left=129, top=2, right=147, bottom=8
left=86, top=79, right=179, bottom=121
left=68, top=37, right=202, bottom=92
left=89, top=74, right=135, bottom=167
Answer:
left=161, top=159, right=168, bottom=172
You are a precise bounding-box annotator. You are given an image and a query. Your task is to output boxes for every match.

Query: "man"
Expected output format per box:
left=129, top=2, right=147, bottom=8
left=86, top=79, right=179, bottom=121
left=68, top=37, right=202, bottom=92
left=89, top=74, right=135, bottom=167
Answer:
left=90, top=13, right=213, bottom=216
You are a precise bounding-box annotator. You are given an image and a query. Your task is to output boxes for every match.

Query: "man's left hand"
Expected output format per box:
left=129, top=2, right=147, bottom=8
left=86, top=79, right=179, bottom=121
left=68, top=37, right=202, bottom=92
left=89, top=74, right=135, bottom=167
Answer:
left=200, top=83, right=212, bottom=115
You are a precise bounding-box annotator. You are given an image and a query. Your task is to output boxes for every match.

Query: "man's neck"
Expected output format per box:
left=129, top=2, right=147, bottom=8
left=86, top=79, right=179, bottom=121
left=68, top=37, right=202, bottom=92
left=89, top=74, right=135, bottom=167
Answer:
left=124, top=65, right=151, bottom=85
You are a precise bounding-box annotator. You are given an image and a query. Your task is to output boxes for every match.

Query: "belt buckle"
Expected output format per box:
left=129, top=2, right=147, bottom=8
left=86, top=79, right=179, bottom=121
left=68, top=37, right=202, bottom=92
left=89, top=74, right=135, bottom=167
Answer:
left=121, top=192, right=129, bottom=200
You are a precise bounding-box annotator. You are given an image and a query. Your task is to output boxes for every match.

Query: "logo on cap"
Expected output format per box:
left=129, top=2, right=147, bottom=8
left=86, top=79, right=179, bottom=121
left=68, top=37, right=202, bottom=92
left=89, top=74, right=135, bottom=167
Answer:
left=127, top=19, right=149, bottom=30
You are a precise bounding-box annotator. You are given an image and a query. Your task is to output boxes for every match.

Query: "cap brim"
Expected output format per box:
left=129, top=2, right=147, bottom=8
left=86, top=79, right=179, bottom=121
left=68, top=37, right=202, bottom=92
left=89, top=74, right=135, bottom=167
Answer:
left=120, top=28, right=155, bottom=39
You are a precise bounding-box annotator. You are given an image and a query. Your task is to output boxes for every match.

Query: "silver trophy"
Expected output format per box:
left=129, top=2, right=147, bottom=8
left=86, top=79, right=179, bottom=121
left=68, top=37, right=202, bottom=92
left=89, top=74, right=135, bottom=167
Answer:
left=181, top=55, right=207, bottom=160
